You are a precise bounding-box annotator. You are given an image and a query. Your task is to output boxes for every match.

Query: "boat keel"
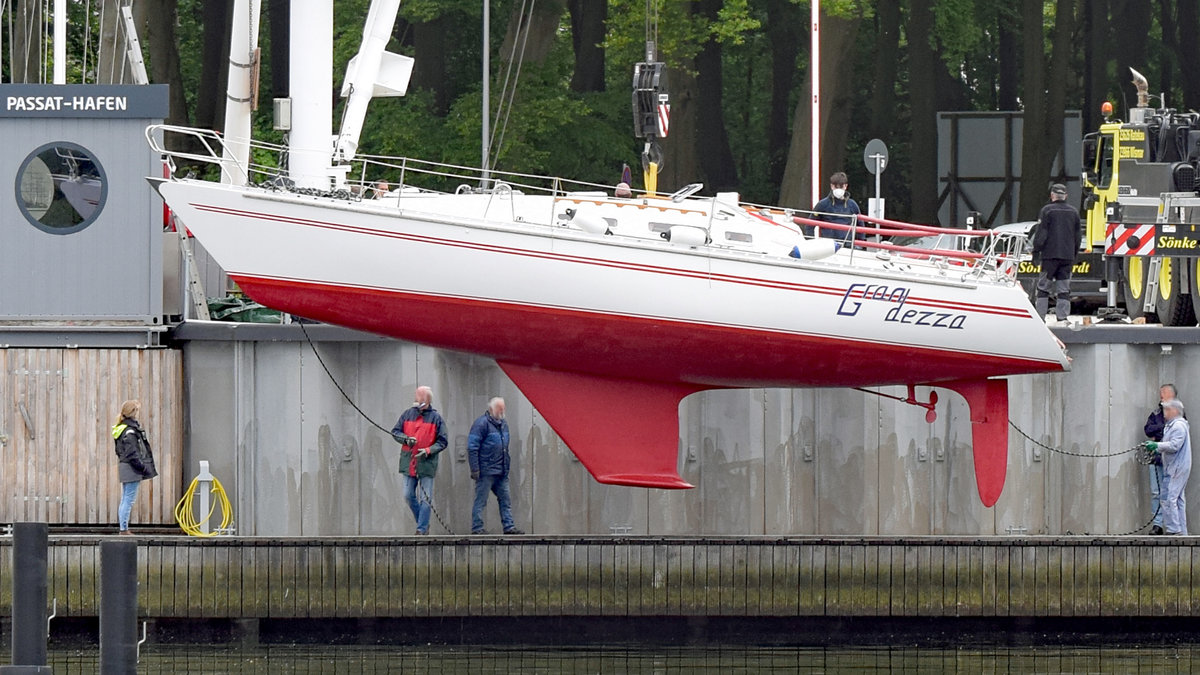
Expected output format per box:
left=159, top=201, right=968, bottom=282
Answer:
left=498, top=362, right=699, bottom=489
left=930, top=378, right=1010, bottom=507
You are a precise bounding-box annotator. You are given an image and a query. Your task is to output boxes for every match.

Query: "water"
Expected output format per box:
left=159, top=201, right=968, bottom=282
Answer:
left=38, top=644, right=1200, bottom=673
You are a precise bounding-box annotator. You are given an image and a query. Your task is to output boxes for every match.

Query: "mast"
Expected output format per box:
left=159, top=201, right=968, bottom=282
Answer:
left=482, top=0, right=490, bottom=180
left=287, top=0, right=335, bottom=190
left=53, top=0, right=66, bottom=83
left=220, top=0, right=262, bottom=185
left=810, top=0, right=820, bottom=207
left=334, top=0, right=411, bottom=165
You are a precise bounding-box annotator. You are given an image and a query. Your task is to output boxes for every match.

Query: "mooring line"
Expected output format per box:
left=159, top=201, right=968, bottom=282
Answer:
left=1009, top=420, right=1162, bottom=535
left=298, top=321, right=457, bottom=535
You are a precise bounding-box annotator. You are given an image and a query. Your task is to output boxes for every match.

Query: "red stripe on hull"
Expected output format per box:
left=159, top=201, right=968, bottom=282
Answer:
left=230, top=274, right=1062, bottom=388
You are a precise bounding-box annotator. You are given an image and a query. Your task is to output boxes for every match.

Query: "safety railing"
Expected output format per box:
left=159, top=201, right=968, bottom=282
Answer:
left=145, top=124, right=616, bottom=201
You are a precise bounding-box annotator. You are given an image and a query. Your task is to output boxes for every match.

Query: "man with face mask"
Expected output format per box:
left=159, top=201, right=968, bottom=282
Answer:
left=391, top=385, right=448, bottom=535
left=467, top=397, right=524, bottom=535
left=809, top=171, right=862, bottom=241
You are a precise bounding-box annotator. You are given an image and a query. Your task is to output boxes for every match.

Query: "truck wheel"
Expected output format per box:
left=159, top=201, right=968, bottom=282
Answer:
left=1189, top=258, right=1200, bottom=324
left=1123, top=257, right=1156, bottom=321
left=1154, top=257, right=1196, bottom=326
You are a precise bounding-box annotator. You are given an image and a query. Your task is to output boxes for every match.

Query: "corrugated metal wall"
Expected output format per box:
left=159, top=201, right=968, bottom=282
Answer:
left=0, top=117, right=161, bottom=320
left=183, top=335, right=1189, bottom=537
left=0, top=348, right=183, bottom=525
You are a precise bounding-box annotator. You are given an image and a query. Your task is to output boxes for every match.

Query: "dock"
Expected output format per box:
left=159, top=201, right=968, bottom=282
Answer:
left=8, top=536, right=1200, bottom=623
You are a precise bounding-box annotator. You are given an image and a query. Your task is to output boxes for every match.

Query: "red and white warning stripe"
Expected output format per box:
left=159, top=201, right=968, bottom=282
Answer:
left=657, top=103, right=670, bottom=137
left=1105, top=223, right=1156, bottom=255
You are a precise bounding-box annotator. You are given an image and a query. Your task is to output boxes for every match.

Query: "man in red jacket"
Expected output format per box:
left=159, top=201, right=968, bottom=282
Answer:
left=391, top=386, right=448, bottom=535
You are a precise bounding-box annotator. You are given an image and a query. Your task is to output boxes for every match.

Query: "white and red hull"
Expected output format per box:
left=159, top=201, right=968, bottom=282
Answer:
left=156, top=179, right=1069, bottom=505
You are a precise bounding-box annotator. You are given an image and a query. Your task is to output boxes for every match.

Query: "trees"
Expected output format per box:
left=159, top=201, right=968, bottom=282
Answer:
left=11, top=1, right=1200, bottom=221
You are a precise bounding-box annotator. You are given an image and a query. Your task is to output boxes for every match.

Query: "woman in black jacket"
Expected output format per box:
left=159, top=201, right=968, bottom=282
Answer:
left=112, top=400, right=158, bottom=534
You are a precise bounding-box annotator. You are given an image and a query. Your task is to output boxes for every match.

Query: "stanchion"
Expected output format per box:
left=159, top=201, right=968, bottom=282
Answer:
left=99, top=539, right=138, bottom=673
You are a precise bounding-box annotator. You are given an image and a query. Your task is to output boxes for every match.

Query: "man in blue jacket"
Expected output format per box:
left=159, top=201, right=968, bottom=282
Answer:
left=809, top=171, right=861, bottom=241
left=468, top=397, right=524, bottom=535
left=1146, top=398, right=1192, bottom=535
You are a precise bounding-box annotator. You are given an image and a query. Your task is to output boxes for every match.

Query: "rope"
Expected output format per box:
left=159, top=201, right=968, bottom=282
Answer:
left=1010, top=420, right=1167, bottom=535
left=1008, top=420, right=1139, bottom=458
left=488, top=0, right=535, bottom=171
left=174, top=474, right=234, bottom=537
left=297, top=321, right=456, bottom=535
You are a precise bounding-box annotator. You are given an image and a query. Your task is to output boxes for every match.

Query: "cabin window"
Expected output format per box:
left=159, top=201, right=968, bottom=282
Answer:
left=724, top=231, right=753, bottom=243
left=15, top=142, right=108, bottom=235
left=648, top=222, right=672, bottom=234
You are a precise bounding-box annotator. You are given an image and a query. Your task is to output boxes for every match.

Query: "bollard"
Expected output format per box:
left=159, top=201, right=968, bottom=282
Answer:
left=197, top=460, right=213, bottom=535
left=99, top=539, right=138, bottom=674
left=10, top=522, right=48, bottom=668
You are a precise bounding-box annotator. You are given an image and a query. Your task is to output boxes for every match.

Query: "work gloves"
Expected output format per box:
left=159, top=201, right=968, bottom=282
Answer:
left=1144, top=441, right=1159, bottom=452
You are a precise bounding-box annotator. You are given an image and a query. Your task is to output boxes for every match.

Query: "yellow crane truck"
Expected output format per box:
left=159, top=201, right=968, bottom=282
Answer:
left=1081, top=68, right=1200, bottom=325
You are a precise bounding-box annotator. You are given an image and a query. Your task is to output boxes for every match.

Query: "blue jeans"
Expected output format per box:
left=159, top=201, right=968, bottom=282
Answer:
left=472, top=474, right=514, bottom=533
left=1149, top=463, right=1165, bottom=527
left=118, top=481, right=140, bottom=531
left=403, top=475, right=435, bottom=534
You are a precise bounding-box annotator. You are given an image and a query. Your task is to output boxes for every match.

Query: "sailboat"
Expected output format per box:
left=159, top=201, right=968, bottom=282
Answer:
left=148, top=0, right=1069, bottom=507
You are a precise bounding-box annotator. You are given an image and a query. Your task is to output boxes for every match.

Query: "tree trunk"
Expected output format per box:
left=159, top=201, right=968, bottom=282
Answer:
left=1111, top=0, right=1151, bottom=114
left=145, top=0, right=191, bottom=126
left=1018, top=0, right=1074, bottom=219
left=693, top=0, right=737, bottom=192
left=268, top=0, right=290, bottom=99
left=567, top=0, right=606, bottom=93
left=1043, top=0, right=1075, bottom=185
left=658, top=65, right=699, bottom=194
left=196, top=0, right=233, bottom=132
left=95, top=0, right=125, bottom=83
left=905, top=0, right=938, bottom=224
left=868, top=0, right=900, bottom=140
left=412, top=17, right=451, bottom=113
left=498, top=0, right=567, bottom=68
left=778, top=8, right=863, bottom=209
left=1172, top=0, right=1200, bottom=111
left=1083, top=0, right=1109, bottom=132
left=1017, top=0, right=1047, bottom=221
left=11, top=0, right=41, bottom=82
left=997, top=10, right=1018, bottom=110
left=765, top=0, right=802, bottom=188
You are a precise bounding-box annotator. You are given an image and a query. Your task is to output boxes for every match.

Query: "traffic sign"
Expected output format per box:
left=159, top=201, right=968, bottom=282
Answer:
left=864, top=138, right=889, bottom=175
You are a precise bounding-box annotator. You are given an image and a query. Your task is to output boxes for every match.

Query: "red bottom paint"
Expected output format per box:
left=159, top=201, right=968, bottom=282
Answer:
left=233, top=274, right=1044, bottom=505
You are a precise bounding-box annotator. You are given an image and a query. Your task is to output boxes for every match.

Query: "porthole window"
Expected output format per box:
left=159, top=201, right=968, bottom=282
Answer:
left=15, top=142, right=107, bottom=235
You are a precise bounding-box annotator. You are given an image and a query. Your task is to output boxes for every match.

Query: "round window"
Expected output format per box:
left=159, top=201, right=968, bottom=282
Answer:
left=15, top=142, right=108, bottom=235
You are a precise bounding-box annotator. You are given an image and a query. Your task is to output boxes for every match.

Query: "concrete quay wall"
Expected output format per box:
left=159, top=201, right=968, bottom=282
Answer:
left=179, top=323, right=1195, bottom=537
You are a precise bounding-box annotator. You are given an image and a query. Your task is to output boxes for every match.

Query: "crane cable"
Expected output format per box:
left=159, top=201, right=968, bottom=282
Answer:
left=174, top=473, right=233, bottom=537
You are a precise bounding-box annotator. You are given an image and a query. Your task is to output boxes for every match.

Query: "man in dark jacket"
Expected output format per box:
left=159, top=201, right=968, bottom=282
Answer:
left=391, top=386, right=448, bottom=535
left=809, top=171, right=862, bottom=242
left=1145, top=383, right=1180, bottom=535
left=1031, top=183, right=1083, bottom=322
left=468, top=397, right=524, bottom=535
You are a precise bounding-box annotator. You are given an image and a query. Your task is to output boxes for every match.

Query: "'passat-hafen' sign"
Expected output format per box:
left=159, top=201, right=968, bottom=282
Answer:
left=0, top=84, right=168, bottom=118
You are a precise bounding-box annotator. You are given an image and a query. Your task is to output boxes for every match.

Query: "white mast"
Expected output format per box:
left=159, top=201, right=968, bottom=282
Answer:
left=334, top=0, right=412, bottom=165
left=482, top=0, right=490, bottom=177
left=53, top=0, right=66, bottom=83
left=289, top=0, right=335, bottom=190
left=220, top=0, right=261, bottom=185
left=810, top=0, right=820, bottom=207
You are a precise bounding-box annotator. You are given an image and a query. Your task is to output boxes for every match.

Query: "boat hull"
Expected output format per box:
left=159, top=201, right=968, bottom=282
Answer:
left=157, top=179, right=1069, bottom=505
